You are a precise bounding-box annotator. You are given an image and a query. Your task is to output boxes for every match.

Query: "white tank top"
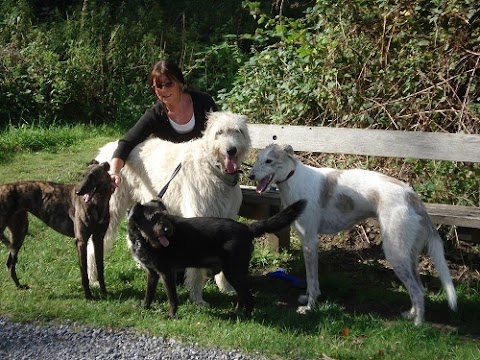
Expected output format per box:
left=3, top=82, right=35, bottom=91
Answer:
left=168, top=113, right=196, bottom=134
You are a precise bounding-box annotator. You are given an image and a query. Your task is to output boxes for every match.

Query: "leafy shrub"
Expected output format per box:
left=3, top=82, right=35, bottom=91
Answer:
left=221, top=1, right=479, bottom=209
left=221, top=0, right=480, bottom=133
left=0, top=0, right=253, bottom=129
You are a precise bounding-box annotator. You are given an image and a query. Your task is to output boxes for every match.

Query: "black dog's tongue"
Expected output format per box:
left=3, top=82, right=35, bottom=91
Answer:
left=159, top=236, right=169, bottom=247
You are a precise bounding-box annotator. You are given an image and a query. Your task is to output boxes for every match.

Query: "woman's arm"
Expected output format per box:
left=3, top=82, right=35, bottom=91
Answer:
left=110, top=105, right=160, bottom=188
left=108, top=157, right=125, bottom=188
left=112, top=109, right=158, bottom=161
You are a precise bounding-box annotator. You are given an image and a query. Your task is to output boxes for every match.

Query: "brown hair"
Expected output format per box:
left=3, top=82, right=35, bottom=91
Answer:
left=148, top=60, right=186, bottom=93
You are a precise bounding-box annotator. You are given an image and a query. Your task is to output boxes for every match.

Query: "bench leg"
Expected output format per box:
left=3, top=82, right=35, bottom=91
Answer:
left=238, top=202, right=292, bottom=252
left=265, top=227, right=291, bottom=252
left=266, top=233, right=279, bottom=252
left=267, top=205, right=291, bottom=252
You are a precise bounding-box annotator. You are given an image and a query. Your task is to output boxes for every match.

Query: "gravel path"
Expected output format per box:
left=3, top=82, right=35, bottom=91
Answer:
left=0, top=316, right=269, bottom=360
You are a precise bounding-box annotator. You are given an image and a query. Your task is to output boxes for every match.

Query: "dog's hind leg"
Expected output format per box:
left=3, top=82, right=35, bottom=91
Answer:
left=297, top=234, right=321, bottom=314
left=222, top=266, right=254, bottom=317
left=383, top=240, right=425, bottom=325
left=184, top=268, right=210, bottom=307
left=91, top=228, right=108, bottom=296
left=392, top=259, right=425, bottom=325
left=75, top=236, right=93, bottom=300
left=6, top=212, right=29, bottom=289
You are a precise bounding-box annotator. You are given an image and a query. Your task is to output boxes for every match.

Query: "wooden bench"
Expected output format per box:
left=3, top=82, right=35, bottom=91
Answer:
left=238, top=124, right=480, bottom=250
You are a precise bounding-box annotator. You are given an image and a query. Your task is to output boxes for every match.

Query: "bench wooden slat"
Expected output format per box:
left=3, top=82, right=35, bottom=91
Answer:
left=242, top=125, right=480, bottom=249
left=248, top=124, right=480, bottom=163
left=240, top=186, right=480, bottom=229
left=239, top=186, right=280, bottom=206
left=424, top=203, right=480, bottom=229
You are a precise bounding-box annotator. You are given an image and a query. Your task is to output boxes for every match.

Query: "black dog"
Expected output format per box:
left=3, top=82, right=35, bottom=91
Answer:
left=127, top=198, right=307, bottom=318
left=0, top=160, right=112, bottom=299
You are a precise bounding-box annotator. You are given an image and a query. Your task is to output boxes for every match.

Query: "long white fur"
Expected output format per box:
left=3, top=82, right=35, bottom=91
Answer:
left=88, top=111, right=251, bottom=306
left=248, top=143, right=457, bottom=325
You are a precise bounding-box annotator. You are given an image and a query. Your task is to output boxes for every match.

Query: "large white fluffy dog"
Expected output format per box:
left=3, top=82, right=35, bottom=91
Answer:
left=89, top=111, right=251, bottom=306
left=248, top=143, right=457, bottom=325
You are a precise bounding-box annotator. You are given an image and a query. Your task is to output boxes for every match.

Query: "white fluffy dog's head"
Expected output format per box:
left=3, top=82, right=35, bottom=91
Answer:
left=203, top=111, right=251, bottom=174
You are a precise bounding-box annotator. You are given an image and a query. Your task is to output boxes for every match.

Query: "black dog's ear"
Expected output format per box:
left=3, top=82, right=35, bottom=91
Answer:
left=89, top=159, right=100, bottom=165
left=100, top=161, right=110, bottom=171
left=128, top=203, right=143, bottom=222
left=151, top=197, right=168, bottom=212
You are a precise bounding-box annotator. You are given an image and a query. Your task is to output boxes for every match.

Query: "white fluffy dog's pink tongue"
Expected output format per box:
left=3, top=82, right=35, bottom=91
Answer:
left=159, top=236, right=169, bottom=247
left=224, top=157, right=238, bottom=174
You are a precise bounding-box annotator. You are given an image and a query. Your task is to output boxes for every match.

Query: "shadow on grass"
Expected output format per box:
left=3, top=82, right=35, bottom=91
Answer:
left=36, top=242, right=479, bottom=341
left=204, top=244, right=480, bottom=340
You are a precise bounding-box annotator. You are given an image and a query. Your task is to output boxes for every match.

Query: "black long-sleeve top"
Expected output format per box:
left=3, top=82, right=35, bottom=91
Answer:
left=113, top=90, right=217, bottom=161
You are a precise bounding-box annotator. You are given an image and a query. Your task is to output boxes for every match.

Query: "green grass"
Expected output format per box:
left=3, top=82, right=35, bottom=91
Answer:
left=0, top=127, right=479, bottom=359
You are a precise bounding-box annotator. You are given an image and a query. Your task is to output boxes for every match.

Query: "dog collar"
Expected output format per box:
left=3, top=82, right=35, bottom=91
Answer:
left=276, top=170, right=295, bottom=184
left=224, top=172, right=240, bottom=186
left=211, top=162, right=241, bottom=186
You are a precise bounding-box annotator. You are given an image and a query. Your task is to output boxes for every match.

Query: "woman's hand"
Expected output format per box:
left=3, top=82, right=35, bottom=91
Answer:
left=108, top=157, right=125, bottom=192
left=109, top=172, right=121, bottom=192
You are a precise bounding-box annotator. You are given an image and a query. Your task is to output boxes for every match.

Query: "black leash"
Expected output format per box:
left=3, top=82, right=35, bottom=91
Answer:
left=157, top=163, right=182, bottom=198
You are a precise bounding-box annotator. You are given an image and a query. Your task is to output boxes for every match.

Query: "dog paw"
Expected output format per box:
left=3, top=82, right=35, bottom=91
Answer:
left=296, top=305, right=311, bottom=315
left=192, top=299, right=210, bottom=308
left=220, top=287, right=236, bottom=295
left=401, top=311, right=413, bottom=320
left=401, top=308, right=416, bottom=320
left=88, top=280, right=101, bottom=288
left=401, top=310, right=423, bottom=326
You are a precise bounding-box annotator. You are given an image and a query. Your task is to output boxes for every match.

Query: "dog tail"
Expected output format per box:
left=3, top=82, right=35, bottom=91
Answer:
left=248, top=199, right=307, bottom=238
left=427, top=230, right=457, bottom=311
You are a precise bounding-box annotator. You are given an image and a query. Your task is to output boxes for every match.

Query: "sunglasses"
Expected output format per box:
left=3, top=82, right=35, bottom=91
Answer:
left=152, top=80, right=174, bottom=90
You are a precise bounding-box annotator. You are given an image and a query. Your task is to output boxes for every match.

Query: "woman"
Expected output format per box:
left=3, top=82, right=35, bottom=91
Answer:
left=109, top=60, right=218, bottom=188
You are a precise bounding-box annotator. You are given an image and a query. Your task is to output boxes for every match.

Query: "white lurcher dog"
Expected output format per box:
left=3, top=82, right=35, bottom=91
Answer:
left=89, top=111, right=251, bottom=306
left=248, top=143, right=457, bottom=325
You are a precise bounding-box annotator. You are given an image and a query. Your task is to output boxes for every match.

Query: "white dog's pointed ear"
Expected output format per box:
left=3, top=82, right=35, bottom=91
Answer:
left=281, top=144, right=294, bottom=155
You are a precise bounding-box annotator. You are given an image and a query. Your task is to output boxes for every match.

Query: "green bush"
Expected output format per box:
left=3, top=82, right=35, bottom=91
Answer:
left=0, top=0, right=253, bottom=129
left=221, top=0, right=479, bottom=132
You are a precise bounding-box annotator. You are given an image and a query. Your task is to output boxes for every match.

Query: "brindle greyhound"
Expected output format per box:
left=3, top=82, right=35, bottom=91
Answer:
left=0, top=160, right=112, bottom=300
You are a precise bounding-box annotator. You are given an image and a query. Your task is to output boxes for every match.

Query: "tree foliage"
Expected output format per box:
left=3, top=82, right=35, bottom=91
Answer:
left=0, top=0, right=478, bottom=133
left=0, top=0, right=253, bottom=128
left=221, top=0, right=479, bottom=132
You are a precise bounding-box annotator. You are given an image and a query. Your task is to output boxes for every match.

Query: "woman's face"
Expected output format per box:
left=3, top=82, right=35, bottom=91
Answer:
left=153, top=74, right=183, bottom=107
